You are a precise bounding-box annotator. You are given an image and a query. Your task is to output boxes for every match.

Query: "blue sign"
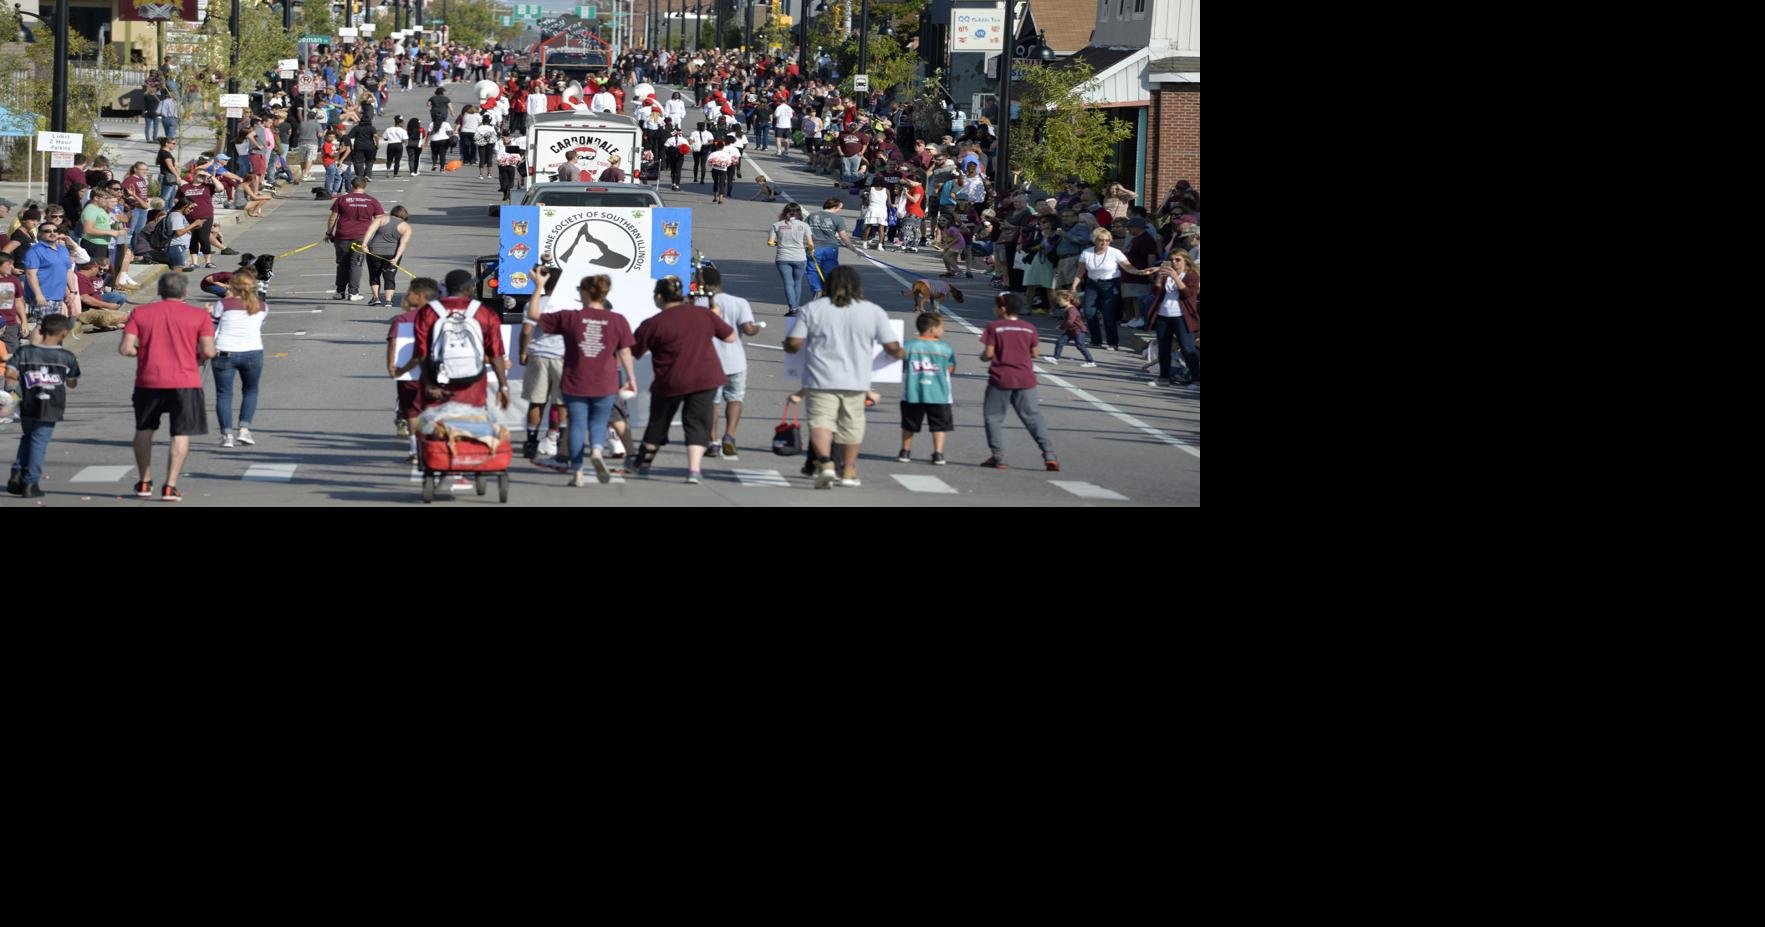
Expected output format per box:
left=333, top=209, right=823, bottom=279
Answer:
left=499, top=206, right=541, bottom=294
left=651, top=208, right=692, bottom=280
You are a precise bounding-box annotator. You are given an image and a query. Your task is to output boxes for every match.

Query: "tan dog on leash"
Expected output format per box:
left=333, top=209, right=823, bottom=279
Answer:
left=906, top=278, right=966, bottom=315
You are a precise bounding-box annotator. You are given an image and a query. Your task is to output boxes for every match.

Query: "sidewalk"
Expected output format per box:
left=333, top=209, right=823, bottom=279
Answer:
left=1, top=113, right=227, bottom=208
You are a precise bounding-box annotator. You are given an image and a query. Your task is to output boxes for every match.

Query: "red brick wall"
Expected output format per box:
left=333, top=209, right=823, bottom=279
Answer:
left=1146, top=85, right=1200, bottom=204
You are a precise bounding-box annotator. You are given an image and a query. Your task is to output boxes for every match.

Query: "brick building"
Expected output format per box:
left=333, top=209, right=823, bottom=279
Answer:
left=1067, top=0, right=1200, bottom=203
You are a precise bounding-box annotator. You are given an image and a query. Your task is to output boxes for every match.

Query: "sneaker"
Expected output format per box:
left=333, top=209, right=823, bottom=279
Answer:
left=685, top=470, right=703, bottom=484
left=838, top=477, right=861, bottom=488
left=160, top=485, right=183, bottom=502
left=608, top=435, right=626, bottom=457
left=220, top=432, right=235, bottom=448
left=931, top=453, right=947, bottom=466
left=897, top=450, right=912, bottom=463
left=135, top=480, right=154, bottom=498
left=348, top=294, right=365, bottom=302
left=537, top=434, right=558, bottom=458
left=407, top=452, right=420, bottom=466
left=1081, top=362, right=1098, bottom=368
left=980, top=457, right=1007, bottom=469
left=814, top=467, right=838, bottom=489
left=1044, top=459, right=1061, bottom=472
left=236, top=427, right=255, bottom=446
left=24, top=483, right=43, bottom=498
left=523, top=437, right=538, bottom=460
left=1043, top=357, right=1059, bottom=366
left=591, top=454, right=612, bottom=484
left=0, top=416, right=15, bottom=425
left=570, top=470, right=585, bottom=487
left=221, top=248, right=239, bottom=256
left=6, top=473, right=22, bottom=496
left=705, top=442, right=721, bottom=459
left=721, top=436, right=739, bottom=460
left=1148, top=380, right=1165, bottom=388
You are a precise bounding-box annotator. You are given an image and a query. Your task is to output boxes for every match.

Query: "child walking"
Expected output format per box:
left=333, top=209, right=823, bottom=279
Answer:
left=898, top=312, right=956, bottom=465
left=6, top=314, right=80, bottom=498
left=1046, top=289, right=1098, bottom=367
left=979, top=294, right=1059, bottom=471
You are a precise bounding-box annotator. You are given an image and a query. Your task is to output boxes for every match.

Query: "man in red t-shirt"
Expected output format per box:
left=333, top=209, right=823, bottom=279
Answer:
left=326, top=176, right=383, bottom=302
left=411, top=269, right=510, bottom=416
left=978, top=293, right=1058, bottom=471
left=120, top=272, right=217, bottom=501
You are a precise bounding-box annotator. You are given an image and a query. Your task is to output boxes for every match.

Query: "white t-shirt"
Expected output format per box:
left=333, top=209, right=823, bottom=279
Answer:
left=774, top=103, right=795, bottom=129
left=431, top=121, right=454, bottom=142
left=665, top=99, right=687, bottom=125
left=527, top=93, right=550, bottom=115
left=590, top=92, right=618, bottom=114
left=382, top=126, right=408, bottom=145
left=212, top=300, right=268, bottom=352
left=526, top=294, right=568, bottom=358
left=461, top=113, right=481, bottom=134
left=689, top=130, right=715, bottom=152
left=1080, top=247, right=1128, bottom=281
left=709, top=293, right=753, bottom=374
left=1159, top=274, right=1188, bottom=317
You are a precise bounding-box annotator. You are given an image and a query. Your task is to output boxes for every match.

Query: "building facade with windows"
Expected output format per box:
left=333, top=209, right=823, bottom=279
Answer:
left=1072, top=0, right=1199, bottom=201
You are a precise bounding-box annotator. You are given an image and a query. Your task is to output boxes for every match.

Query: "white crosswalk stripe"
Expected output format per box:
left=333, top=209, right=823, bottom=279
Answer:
left=70, top=466, right=134, bottom=483
left=242, top=464, right=299, bottom=482
left=731, top=469, right=790, bottom=487
left=1049, top=481, right=1129, bottom=501
left=891, top=474, right=959, bottom=494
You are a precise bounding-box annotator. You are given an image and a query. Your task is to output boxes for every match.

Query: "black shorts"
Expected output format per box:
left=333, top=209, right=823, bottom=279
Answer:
left=900, top=402, right=954, bottom=434
left=133, top=387, right=208, bottom=436
left=610, top=395, right=629, bottom=422
left=190, top=221, right=214, bottom=255
left=371, top=253, right=398, bottom=290
left=642, top=388, right=715, bottom=448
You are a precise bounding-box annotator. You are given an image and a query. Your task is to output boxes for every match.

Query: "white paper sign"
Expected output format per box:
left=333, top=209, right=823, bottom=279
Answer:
left=500, top=325, right=524, bottom=382
left=952, top=4, right=1006, bottom=52
left=339, top=27, right=359, bottom=38
left=50, top=151, right=75, bottom=167
left=394, top=323, right=418, bottom=380
left=298, top=74, right=318, bottom=93
left=227, top=107, right=244, bottom=118
left=280, top=70, right=296, bottom=79
left=871, top=319, right=905, bottom=383
left=361, top=24, right=376, bottom=35
left=220, top=93, right=251, bottom=109
left=279, top=59, right=299, bottom=70
left=853, top=74, right=869, bottom=92
left=35, top=131, right=82, bottom=153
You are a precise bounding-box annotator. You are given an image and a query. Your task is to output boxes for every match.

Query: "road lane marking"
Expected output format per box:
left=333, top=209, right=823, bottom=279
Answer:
left=731, top=468, right=790, bottom=487
left=242, top=464, right=298, bottom=482
left=1050, top=481, right=1129, bottom=501
left=891, top=474, right=959, bottom=494
left=70, top=466, right=132, bottom=483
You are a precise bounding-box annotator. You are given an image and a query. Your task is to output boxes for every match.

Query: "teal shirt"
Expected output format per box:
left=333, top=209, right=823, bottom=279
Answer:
left=902, top=338, right=956, bottom=405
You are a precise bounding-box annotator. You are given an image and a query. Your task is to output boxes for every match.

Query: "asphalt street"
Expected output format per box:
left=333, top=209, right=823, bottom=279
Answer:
left=2, top=82, right=1199, bottom=507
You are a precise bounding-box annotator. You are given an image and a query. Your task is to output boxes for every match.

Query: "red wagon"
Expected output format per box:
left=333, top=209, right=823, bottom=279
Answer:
left=420, top=433, right=513, bottom=504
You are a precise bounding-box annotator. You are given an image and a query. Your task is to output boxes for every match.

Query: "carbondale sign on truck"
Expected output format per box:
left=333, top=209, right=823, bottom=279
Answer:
left=527, top=112, right=642, bottom=182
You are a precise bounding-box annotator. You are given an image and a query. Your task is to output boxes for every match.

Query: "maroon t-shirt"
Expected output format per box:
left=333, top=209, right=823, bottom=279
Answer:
left=330, top=193, right=384, bottom=240
left=540, top=307, right=634, bottom=397
left=177, top=181, right=215, bottom=220
left=0, top=274, right=23, bottom=326
left=838, top=132, right=868, bottom=157
left=125, top=299, right=215, bottom=389
left=122, top=174, right=150, bottom=208
left=632, top=303, right=733, bottom=397
left=1124, top=231, right=1160, bottom=272
left=981, top=318, right=1039, bottom=390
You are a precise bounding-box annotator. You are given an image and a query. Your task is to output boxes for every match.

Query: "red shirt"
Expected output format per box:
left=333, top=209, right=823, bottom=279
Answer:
left=632, top=303, right=732, bottom=397
left=122, top=174, right=150, bottom=208
left=838, top=131, right=867, bottom=157
left=330, top=193, right=384, bottom=240
left=126, top=299, right=214, bottom=389
left=981, top=318, right=1039, bottom=390
left=76, top=273, right=104, bottom=301
left=177, top=181, right=215, bottom=219
left=611, top=87, right=626, bottom=112
left=0, top=274, right=24, bottom=326
left=412, top=296, right=506, bottom=408
left=539, top=307, right=634, bottom=397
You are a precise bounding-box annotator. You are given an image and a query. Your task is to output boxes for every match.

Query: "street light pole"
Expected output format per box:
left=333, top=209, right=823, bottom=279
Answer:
left=797, top=0, right=807, bottom=74
left=744, top=0, right=753, bottom=53
left=856, top=0, right=867, bottom=77
left=228, top=0, right=241, bottom=163
left=48, top=1, right=68, bottom=205
left=996, top=0, right=1015, bottom=190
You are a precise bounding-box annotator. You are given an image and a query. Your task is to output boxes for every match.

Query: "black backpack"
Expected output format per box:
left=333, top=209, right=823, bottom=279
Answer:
left=147, top=215, right=176, bottom=251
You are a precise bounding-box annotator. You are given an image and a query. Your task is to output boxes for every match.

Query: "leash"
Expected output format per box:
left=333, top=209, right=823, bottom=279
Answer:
left=350, top=242, right=417, bottom=277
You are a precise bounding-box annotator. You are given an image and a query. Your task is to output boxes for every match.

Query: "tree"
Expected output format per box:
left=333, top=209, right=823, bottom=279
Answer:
left=303, top=1, right=338, bottom=38
left=0, top=7, right=124, bottom=164
left=192, top=2, right=297, bottom=149
left=443, top=0, right=515, bottom=48
left=1009, top=60, right=1132, bottom=192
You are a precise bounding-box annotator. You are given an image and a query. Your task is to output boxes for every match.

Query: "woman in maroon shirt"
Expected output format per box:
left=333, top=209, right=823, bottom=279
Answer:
left=530, top=270, right=637, bottom=486
left=629, top=276, right=737, bottom=484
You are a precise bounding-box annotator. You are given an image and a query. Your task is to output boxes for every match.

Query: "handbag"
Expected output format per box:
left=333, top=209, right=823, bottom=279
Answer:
left=772, top=404, right=802, bottom=455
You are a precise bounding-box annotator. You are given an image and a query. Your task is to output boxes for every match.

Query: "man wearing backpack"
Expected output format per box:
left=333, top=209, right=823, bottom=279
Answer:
left=411, top=269, right=510, bottom=415
left=325, top=176, right=383, bottom=302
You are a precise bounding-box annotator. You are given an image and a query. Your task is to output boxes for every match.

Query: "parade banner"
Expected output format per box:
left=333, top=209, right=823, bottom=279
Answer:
left=497, top=206, right=541, bottom=296
left=118, top=0, right=200, bottom=21
left=650, top=209, right=692, bottom=281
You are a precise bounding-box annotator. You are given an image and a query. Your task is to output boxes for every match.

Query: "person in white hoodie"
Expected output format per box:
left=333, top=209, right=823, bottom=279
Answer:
left=590, top=84, right=618, bottom=115
left=664, top=91, right=688, bottom=129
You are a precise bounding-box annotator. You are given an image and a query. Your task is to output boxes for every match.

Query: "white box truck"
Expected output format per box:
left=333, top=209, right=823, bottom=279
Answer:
left=527, top=111, right=644, bottom=184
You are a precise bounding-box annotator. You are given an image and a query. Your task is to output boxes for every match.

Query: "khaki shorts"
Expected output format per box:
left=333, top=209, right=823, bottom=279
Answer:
left=805, top=389, right=868, bottom=445
left=522, top=355, right=565, bottom=404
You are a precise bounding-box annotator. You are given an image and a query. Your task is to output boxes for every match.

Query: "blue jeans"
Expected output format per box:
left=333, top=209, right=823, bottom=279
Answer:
left=758, top=124, right=772, bottom=147
left=563, top=393, right=616, bottom=471
left=202, top=283, right=228, bottom=298
left=99, top=290, right=128, bottom=305
left=160, top=116, right=180, bottom=141
left=167, top=244, right=188, bottom=268
left=776, top=260, right=807, bottom=312
left=1086, top=278, right=1123, bottom=349
left=806, top=246, right=839, bottom=297
left=1053, top=329, right=1095, bottom=362
left=144, top=114, right=161, bottom=141
left=842, top=154, right=862, bottom=183
left=129, top=208, right=149, bottom=239
left=324, top=163, right=342, bottom=195
left=10, top=418, right=55, bottom=486
left=212, top=350, right=263, bottom=432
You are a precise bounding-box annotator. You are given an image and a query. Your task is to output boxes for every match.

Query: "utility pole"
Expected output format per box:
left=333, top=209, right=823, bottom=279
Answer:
left=48, top=1, right=69, bottom=205
left=996, top=0, right=1016, bottom=189
left=227, top=0, right=241, bottom=162
left=856, top=0, right=867, bottom=77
